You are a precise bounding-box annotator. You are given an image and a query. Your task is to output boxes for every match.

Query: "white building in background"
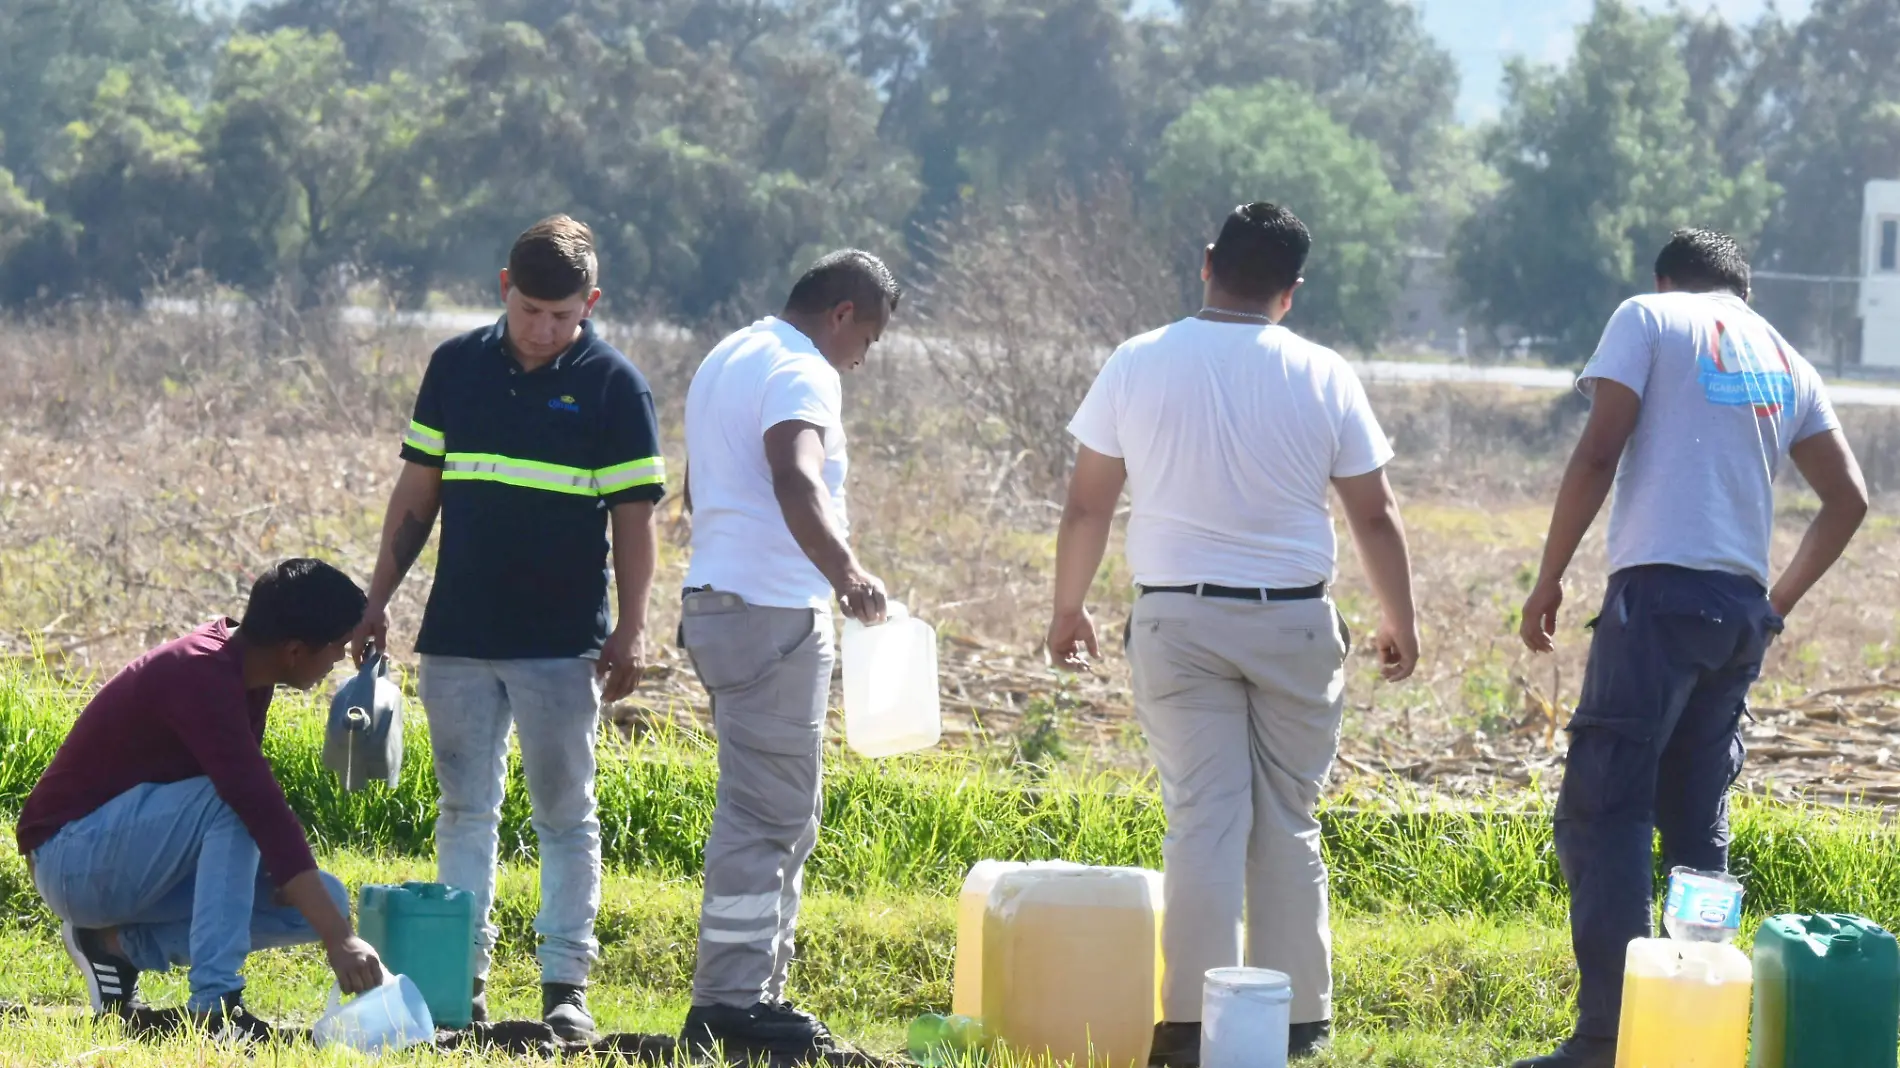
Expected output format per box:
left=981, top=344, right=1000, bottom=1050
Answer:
left=1861, top=180, right=1900, bottom=369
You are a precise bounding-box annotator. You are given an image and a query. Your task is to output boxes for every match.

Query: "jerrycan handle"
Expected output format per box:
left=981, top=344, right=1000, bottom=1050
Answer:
left=323, top=965, right=398, bottom=1015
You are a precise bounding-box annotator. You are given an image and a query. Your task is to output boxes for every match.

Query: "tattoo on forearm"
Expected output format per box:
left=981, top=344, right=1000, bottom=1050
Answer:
left=393, top=511, right=432, bottom=575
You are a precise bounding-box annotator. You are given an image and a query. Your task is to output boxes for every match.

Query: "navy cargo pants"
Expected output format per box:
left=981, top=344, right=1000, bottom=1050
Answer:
left=1555, top=565, right=1782, bottom=1041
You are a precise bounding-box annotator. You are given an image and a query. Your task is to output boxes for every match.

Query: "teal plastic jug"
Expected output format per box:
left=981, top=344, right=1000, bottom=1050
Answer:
left=1750, top=913, right=1900, bottom=1068
left=357, top=882, right=478, bottom=1030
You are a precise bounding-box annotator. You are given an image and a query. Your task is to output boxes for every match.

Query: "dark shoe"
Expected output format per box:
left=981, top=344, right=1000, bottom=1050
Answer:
left=682, top=999, right=835, bottom=1057
left=60, top=922, right=144, bottom=1018
left=1149, top=1021, right=1200, bottom=1067
left=1289, top=1019, right=1332, bottom=1059
left=197, top=991, right=275, bottom=1045
left=470, top=976, right=488, bottom=1025
left=542, top=982, right=597, bottom=1043
left=1511, top=1035, right=1617, bottom=1068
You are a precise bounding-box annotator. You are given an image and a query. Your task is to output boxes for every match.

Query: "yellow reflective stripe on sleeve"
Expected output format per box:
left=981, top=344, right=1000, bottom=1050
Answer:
left=403, top=420, right=446, bottom=457
left=442, top=453, right=597, bottom=496
left=594, top=456, right=666, bottom=495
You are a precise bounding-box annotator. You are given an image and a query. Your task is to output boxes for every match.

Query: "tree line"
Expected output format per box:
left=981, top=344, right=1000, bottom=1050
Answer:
left=0, top=0, right=1896, bottom=359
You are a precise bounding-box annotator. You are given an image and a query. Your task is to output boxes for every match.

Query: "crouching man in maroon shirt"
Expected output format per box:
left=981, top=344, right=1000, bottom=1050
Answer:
left=14, top=559, right=384, bottom=1040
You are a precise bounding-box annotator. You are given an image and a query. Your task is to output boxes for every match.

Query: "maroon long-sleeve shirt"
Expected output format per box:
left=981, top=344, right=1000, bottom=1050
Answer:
left=16, top=619, right=318, bottom=887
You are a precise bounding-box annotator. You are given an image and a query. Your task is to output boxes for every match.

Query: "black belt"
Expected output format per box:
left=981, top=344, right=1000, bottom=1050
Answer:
left=1138, top=582, right=1326, bottom=602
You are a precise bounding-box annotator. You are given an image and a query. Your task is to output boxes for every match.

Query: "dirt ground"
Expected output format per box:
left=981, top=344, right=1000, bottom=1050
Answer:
left=7, top=309, right=1900, bottom=803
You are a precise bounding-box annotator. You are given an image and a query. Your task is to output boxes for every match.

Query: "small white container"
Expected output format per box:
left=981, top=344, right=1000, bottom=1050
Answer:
left=841, top=601, right=942, bottom=758
left=313, top=969, right=435, bottom=1054
left=1201, top=967, right=1292, bottom=1068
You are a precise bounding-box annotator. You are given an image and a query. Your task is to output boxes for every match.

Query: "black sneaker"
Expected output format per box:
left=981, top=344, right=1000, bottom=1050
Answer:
left=542, top=982, right=597, bottom=1044
left=1289, top=1019, right=1331, bottom=1059
left=198, top=991, right=276, bottom=1046
left=470, top=976, right=489, bottom=1026
left=1149, top=1021, right=1200, bottom=1067
left=681, top=999, right=835, bottom=1057
left=1511, top=1035, right=1617, bottom=1068
left=60, top=922, right=144, bottom=1018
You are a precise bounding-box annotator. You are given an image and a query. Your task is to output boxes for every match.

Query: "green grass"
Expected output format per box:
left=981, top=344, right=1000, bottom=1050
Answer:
left=7, top=653, right=1900, bottom=1064
left=0, top=843, right=1580, bottom=1066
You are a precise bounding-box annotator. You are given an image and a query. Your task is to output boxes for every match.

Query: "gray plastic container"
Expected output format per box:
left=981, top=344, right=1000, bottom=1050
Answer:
left=323, top=646, right=404, bottom=791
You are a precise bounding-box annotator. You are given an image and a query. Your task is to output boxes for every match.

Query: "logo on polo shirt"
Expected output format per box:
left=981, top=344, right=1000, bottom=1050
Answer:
left=549, top=394, right=581, bottom=413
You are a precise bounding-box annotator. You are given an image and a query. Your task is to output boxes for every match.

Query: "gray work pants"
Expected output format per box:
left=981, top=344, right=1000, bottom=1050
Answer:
left=1128, top=592, right=1348, bottom=1026
left=680, top=591, right=834, bottom=1008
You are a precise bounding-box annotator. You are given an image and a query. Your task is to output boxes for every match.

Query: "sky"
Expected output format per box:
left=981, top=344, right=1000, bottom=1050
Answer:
left=1418, top=0, right=1814, bottom=121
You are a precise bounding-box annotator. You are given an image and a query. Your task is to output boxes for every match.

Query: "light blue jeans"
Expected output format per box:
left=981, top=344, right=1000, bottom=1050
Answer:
left=419, top=656, right=602, bottom=986
left=30, top=777, right=348, bottom=1013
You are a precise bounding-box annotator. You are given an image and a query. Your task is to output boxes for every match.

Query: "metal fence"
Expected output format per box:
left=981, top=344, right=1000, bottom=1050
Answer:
left=1750, top=271, right=1866, bottom=377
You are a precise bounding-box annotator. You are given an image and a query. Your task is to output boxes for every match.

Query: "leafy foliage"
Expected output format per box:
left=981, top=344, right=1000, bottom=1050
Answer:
left=1449, top=0, right=1780, bottom=361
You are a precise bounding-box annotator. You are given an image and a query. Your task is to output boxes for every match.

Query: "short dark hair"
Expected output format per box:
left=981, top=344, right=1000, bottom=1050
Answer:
left=783, top=249, right=902, bottom=321
left=239, top=559, right=366, bottom=647
left=1655, top=228, right=1750, bottom=299
left=509, top=215, right=599, bottom=301
left=1208, top=202, right=1311, bottom=301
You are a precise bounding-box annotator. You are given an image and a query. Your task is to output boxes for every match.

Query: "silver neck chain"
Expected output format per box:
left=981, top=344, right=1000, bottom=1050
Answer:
left=1198, top=306, right=1276, bottom=323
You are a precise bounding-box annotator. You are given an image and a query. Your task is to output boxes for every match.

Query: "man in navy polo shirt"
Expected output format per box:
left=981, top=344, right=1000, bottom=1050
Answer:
left=357, top=215, right=665, bottom=1041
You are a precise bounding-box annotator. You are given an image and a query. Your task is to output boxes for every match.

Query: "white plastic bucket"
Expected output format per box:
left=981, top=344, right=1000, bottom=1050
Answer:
left=313, top=968, right=435, bottom=1054
left=1201, top=967, right=1292, bottom=1068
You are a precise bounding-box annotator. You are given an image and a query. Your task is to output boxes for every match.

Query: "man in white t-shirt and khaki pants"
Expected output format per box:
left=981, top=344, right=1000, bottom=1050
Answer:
left=1049, top=203, right=1421, bottom=1065
left=1514, top=230, right=1868, bottom=1068
left=675, top=250, right=900, bottom=1060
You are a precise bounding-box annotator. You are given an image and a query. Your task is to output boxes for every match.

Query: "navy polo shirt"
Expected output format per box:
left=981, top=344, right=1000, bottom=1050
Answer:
left=400, top=317, right=666, bottom=660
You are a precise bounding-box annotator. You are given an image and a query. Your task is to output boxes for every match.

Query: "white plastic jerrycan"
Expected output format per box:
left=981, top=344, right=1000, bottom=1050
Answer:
left=841, top=601, right=942, bottom=758
left=313, top=968, right=435, bottom=1054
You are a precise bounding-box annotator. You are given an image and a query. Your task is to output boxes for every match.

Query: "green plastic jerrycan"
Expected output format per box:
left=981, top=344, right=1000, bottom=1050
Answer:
left=1751, top=913, right=1900, bottom=1068
left=357, top=882, right=478, bottom=1031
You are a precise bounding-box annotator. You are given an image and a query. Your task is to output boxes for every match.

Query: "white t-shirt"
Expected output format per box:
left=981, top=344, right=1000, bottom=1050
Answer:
left=1067, top=318, right=1394, bottom=588
left=1582, top=291, right=1839, bottom=587
left=684, top=317, right=848, bottom=610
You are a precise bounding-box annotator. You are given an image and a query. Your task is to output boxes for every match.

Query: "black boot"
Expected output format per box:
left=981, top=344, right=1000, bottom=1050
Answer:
left=1149, top=1022, right=1200, bottom=1067
left=470, top=977, right=488, bottom=1026
left=1510, top=1035, right=1617, bottom=1068
left=1289, top=1019, right=1332, bottom=1059
left=542, top=982, right=597, bottom=1043
left=681, top=999, right=835, bottom=1058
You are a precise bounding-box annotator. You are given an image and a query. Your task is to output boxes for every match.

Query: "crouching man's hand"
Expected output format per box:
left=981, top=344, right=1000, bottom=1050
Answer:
left=327, top=934, right=385, bottom=996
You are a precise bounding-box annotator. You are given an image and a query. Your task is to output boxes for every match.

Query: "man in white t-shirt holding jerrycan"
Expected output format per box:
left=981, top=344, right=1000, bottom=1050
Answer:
left=1514, top=229, right=1869, bottom=1068
left=1049, top=202, right=1421, bottom=1064
left=676, top=250, right=900, bottom=1060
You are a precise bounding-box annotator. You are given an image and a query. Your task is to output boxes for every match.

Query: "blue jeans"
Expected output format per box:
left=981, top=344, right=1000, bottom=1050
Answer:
left=30, top=777, right=347, bottom=1013
left=1555, top=565, right=1782, bottom=1040
left=418, top=655, right=603, bottom=985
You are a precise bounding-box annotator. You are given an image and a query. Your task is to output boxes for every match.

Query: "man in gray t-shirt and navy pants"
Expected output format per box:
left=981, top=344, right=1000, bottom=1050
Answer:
left=1514, top=230, right=1869, bottom=1068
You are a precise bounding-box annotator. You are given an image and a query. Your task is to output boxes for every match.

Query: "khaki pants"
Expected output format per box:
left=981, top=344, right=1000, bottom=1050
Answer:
left=679, top=590, right=834, bottom=1008
left=1128, top=591, right=1348, bottom=1026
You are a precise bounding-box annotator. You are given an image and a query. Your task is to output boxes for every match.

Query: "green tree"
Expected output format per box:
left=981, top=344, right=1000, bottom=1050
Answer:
left=0, top=154, right=52, bottom=304
left=879, top=0, right=1155, bottom=222
left=417, top=18, right=917, bottom=317
left=1450, top=0, right=1779, bottom=361
left=1747, top=0, right=1900, bottom=358
left=0, top=0, right=215, bottom=188
left=200, top=29, right=433, bottom=304
left=1148, top=80, right=1412, bottom=349
left=1171, top=0, right=1458, bottom=190
left=38, top=67, right=211, bottom=301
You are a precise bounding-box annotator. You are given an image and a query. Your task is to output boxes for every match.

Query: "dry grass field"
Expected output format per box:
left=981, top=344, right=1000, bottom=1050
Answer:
left=7, top=300, right=1900, bottom=803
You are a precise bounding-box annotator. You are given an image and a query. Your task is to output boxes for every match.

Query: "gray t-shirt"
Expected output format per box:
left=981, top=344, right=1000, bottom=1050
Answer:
left=1581, top=291, right=1839, bottom=587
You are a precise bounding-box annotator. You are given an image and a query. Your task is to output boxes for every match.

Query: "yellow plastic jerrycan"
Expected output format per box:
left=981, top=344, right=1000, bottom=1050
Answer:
left=981, top=865, right=1162, bottom=1068
left=1616, top=937, right=1753, bottom=1068
left=953, top=862, right=1164, bottom=1023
